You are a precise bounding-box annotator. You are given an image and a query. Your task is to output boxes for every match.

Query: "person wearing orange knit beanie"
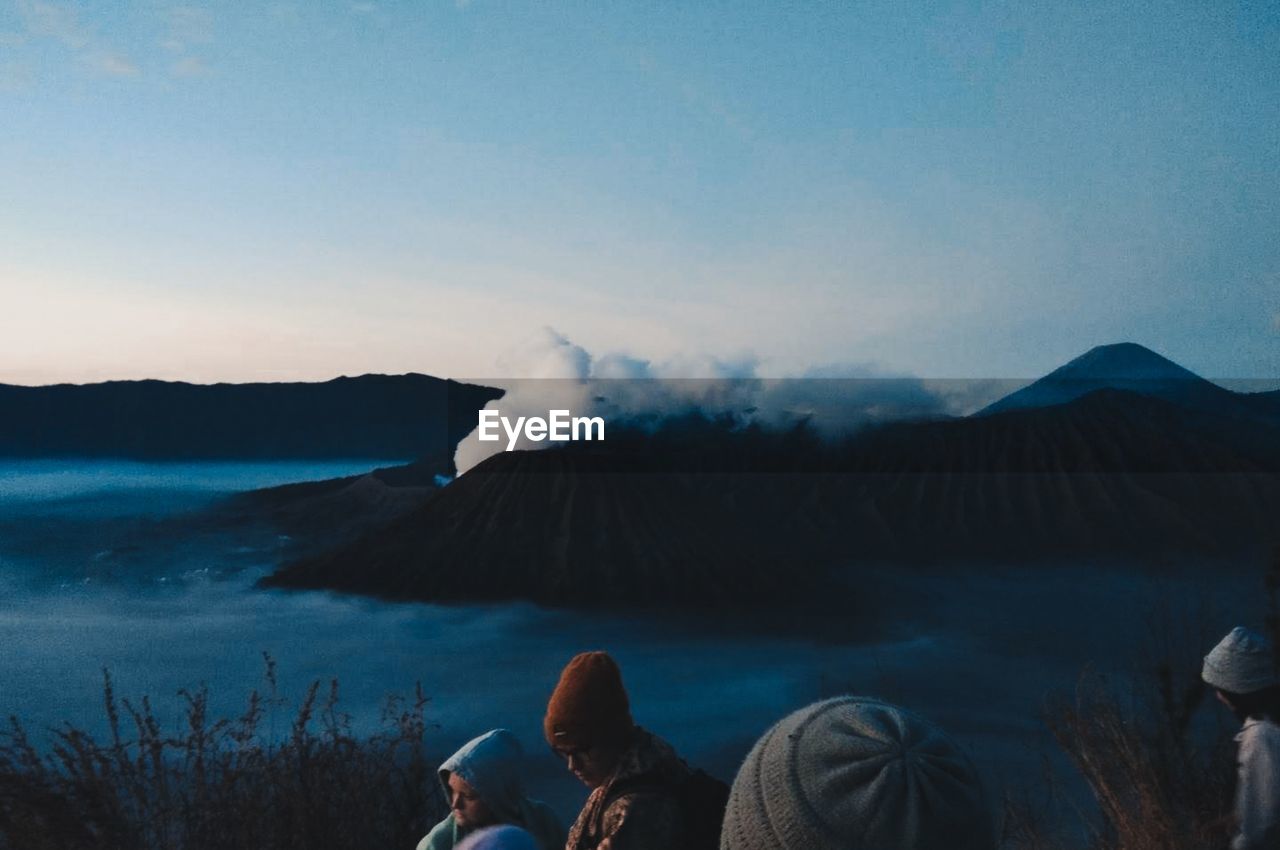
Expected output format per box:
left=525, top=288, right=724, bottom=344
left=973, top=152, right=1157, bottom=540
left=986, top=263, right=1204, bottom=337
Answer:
left=545, top=651, right=728, bottom=850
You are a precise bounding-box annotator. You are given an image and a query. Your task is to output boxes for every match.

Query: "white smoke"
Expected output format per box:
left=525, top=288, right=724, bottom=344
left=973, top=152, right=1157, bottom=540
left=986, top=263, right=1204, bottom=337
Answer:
left=452, top=328, right=961, bottom=475
left=453, top=329, right=597, bottom=475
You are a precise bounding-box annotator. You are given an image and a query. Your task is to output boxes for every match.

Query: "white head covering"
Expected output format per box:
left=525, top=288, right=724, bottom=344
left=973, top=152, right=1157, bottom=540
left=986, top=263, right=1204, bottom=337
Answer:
left=1202, top=626, right=1280, bottom=694
left=456, top=825, right=540, bottom=850
left=438, top=729, right=525, bottom=823
left=719, top=696, right=994, bottom=850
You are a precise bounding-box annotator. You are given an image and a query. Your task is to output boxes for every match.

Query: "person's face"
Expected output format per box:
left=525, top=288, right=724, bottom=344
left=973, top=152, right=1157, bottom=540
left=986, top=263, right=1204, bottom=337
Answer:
left=447, top=773, right=496, bottom=831
left=553, top=741, right=623, bottom=789
left=1216, top=688, right=1248, bottom=721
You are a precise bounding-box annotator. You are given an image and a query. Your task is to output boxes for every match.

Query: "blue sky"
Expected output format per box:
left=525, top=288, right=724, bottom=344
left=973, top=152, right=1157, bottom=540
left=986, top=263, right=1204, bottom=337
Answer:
left=1, top=0, right=1277, bottom=384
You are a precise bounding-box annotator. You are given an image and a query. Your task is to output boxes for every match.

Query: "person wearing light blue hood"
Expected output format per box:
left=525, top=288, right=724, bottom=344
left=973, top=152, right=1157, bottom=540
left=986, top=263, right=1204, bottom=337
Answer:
left=415, top=729, right=565, bottom=850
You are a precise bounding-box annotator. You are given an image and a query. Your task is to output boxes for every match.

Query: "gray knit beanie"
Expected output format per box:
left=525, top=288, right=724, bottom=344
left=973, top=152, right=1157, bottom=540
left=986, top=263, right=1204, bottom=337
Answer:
left=1202, top=626, right=1279, bottom=694
left=720, top=696, right=994, bottom=850
left=456, top=826, right=539, bottom=850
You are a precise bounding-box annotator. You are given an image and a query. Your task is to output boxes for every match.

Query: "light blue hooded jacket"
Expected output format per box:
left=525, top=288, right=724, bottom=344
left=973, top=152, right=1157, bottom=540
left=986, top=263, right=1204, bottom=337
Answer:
left=415, top=729, right=565, bottom=850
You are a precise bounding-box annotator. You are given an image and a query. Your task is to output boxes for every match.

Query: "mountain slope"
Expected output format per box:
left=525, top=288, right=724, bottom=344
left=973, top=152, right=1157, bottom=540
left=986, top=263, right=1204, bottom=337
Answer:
left=206, top=455, right=454, bottom=556
left=261, top=445, right=815, bottom=607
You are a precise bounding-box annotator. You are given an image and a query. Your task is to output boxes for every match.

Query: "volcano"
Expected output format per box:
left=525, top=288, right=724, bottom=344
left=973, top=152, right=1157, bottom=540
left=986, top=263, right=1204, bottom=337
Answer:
left=259, top=441, right=824, bottom=608
left=977, top=342, right=1270, bottom=421
left=262, top=348, right=1280, bottom=609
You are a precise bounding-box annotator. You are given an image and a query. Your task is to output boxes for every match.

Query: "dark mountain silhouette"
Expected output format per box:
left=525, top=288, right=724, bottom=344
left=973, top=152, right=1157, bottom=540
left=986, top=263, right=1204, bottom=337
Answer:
left=826, top=388, right=1280, bottom=557
left=977, top=342, right=1272, bottom=421
left=263, top=442, right=814, bottom=607
left=207, top=455, right=455, bottom=558
left=0, top=375, right=501, bottom=460
left=1246, top=389, right=1280, bottom=419
left=262, top=384, right=1280, bottom=609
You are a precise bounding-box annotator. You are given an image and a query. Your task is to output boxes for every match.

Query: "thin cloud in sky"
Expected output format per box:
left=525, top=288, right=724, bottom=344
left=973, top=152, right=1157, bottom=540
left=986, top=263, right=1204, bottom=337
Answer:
left=15, top=0, right=137, bottom=80
left=11, top=1, right=217, bottom=82
left=160, top=5, right=214, bottom=77
left=170, top=56, right=210, bottom=77
left=17, top=0, right=90, bottom=49
left=94, top=52, right=140, bottom=77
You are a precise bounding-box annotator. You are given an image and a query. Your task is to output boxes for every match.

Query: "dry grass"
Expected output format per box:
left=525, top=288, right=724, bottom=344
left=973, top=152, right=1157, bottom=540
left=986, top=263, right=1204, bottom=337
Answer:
left=1014, top=670, right=1235, bottom=850
left=1005, top=551, right=1280, bottom=850
left=0, top=654, right=447, bottom=850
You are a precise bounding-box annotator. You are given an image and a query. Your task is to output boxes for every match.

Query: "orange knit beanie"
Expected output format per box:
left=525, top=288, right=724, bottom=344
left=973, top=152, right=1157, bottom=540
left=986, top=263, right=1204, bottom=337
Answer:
left=543, top=651, right=634, bottom=749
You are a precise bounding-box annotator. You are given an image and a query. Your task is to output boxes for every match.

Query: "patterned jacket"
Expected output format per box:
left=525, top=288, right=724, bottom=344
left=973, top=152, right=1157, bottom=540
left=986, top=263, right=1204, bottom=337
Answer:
left=564, top=727, right=690, bottom=850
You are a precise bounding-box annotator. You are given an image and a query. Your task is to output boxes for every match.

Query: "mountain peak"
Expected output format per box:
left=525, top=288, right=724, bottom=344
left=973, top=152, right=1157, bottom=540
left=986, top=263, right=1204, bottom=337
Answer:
left=1049, top=343, right=1201, bottom=382
left=978, top=342, right=1231, bottom=417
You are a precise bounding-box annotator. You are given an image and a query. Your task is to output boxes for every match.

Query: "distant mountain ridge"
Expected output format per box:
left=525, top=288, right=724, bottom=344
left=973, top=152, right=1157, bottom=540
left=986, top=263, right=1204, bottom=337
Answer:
left=0, top=374, right=502, bottom=460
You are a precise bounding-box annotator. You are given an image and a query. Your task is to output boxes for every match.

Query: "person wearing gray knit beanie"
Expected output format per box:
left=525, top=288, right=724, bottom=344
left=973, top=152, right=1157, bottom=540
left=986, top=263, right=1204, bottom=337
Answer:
left=1203, top=626, right=1280, bottom=697
left=455, top=825, right=540, bottom=850
left=1202, top=627, right=1280, bottom=850
left=719, top=696, right=994, bottom=850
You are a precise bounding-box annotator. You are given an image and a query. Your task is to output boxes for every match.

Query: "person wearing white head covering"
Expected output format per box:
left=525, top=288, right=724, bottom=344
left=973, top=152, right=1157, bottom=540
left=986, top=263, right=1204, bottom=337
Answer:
left=415, top=730, right=565, bottom=850
left=718, top=696, right=994, bottom=850
left=1203, top=626, right=1280, bottom=850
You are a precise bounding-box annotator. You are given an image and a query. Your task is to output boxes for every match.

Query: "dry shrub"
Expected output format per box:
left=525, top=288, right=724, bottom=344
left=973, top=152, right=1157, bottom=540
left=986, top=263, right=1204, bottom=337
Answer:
left=1002, top=669, right=1236, bottom=850
left=1003, top=555, right=1280, bottom=850
left=1037, top=670, right=1234, bottom=850
left=0, top=654, right=446, bottom=850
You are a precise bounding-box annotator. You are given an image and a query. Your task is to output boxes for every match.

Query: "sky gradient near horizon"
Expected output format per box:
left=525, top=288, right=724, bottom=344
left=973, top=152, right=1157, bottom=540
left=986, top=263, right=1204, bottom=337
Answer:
left=2, top=1, right=1278, bottom=385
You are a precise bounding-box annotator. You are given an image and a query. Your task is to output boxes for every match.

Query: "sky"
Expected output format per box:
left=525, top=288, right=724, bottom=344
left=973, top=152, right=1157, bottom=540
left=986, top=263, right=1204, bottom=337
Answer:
left=1, top=0, right=1278, bottom=385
